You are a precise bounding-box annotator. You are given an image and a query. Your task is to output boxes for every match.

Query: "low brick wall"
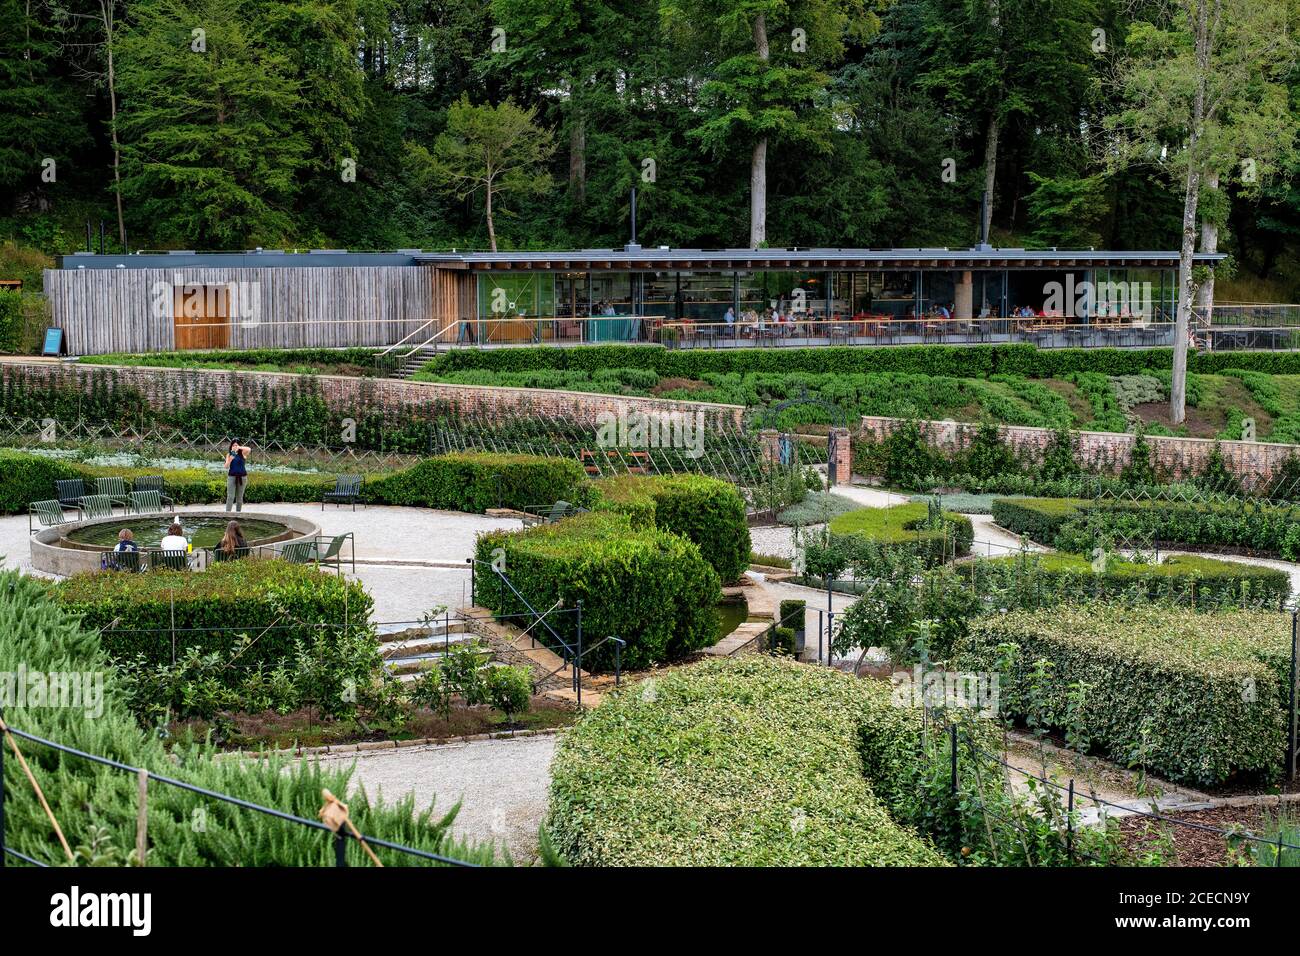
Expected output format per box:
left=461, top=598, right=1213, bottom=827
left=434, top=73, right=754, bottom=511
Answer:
left=859, top=415, right=1300, bottom=485
left=0, top=361, right=744, bottom=431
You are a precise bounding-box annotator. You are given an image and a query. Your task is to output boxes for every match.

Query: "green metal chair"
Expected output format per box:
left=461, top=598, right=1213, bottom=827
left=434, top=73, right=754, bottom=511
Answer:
left=54, top=479, right=87, bottom=509
left=102, top=549, right=142, bottom=572
left=211, top=546, right=250, bottom=563
left=322, top=475, right=364, bottom=511
left=76, top=494, right=116, bottom=520
left=149, top=549, right=190, bottom=571
left=133, top=475, right=166, bottom=495
left=128, top=490, right=173, bottom=514
left=278, top=540, right=320, bottom=565
left=316, top=533, right=355, bottom=575
left=94, top=477, right=131, bottom=510
left=28, top=499, right=70, bottom=534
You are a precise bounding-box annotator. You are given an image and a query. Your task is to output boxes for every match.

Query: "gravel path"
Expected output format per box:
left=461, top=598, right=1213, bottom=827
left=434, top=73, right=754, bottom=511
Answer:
left=311, top=734, right=559, bottom=864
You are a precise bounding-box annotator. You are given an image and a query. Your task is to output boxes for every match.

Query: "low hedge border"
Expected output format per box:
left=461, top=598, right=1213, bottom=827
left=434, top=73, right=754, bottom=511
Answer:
left=474, top=511, right=721, bottom=671
left=992, top=496, right=1300, bottom=560
left=956, top=553, right=1292, bottom=609
left=828, top=503, right=974, bottom=564
left=54, top=561, right=373, bottom=671
left=954, top=606, right=1293, bottom=786
left=593, top=474, right=751, bottom=582
left=545, top=656, right=949, bottom=866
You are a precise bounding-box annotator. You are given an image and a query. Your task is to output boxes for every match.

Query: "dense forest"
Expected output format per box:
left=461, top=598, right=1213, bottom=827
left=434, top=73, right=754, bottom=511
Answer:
left=2, top=0, right=1299, bottom=298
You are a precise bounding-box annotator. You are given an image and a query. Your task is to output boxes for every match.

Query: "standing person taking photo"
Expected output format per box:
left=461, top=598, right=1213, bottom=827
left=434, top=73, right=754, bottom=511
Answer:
left=225, top=439, right=251, bottom=512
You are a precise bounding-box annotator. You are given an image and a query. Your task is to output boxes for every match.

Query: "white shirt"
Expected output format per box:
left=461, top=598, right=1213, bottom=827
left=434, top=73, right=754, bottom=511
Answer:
left=159, top=534, right=188, bottom=552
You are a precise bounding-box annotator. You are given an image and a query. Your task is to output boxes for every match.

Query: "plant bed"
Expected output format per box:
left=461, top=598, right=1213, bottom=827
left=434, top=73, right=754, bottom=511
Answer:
left=828, top=502, right=974, bottom=564
left=1117, top=804, right=1300, bottom=867
left=177, top=698, right=578, bottom=752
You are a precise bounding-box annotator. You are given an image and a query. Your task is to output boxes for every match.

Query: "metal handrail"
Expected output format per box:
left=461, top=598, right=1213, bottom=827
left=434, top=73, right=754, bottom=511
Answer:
left=377, top=318, right=435, bottom=357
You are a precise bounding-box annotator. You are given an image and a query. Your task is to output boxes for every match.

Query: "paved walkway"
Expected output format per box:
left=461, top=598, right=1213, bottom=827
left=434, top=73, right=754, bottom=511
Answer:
left=310, top=734, right=558, bottom=864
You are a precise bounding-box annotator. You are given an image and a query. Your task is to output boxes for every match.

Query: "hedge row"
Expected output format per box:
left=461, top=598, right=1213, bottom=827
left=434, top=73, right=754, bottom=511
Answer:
left=474, top=511, right=721, bottom=671
left=955, top=606, right=1293, bottom=786
left=80, top=347, right=382, bottom=370
left=0, top=450, right=593, bottom=516
left=425, top=343, right=1300, bottom=381
left=1, top=569, right=494, bottom=867
left=956, top=552, right=1292, bottom=609
left=54, top=561, right=373, bottom=671
left=828, top=502, right=974, bottom=564
left=367, top=452, right=593, bottom=513
left=593, top=474, right=751, bottom=582
left=992, top=496, right=1300, bottom=560
left=545, top=656, right=949, bottom=866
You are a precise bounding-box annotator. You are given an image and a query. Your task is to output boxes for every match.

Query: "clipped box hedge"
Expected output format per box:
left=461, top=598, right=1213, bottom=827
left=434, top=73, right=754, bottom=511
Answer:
left=593, top=473, right=751, bottom=582
left=955, top=606, right=1294, bottom=786
left=369, top=452, right=591, bottom=513
left=54, top=560, right=372, bottom=670
left=828, top=502, right=974, bottom=564
left=0, top=449, right=84, bottom=513
left=474, top=511, right=720, bottom=671
left=992, top=496, right=1300, bottom=560
left=546, top=656, right=948, bottom=866
left=957, top=552, right=1292, bottom=609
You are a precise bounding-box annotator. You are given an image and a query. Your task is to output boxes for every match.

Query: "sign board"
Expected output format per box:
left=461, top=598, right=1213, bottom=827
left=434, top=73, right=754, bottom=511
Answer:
left=42, top=328, right=65, bottom=357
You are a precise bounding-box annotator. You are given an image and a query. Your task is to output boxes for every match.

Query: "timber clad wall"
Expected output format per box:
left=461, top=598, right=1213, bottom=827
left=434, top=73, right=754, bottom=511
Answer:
left=859, top=415, right=1300, bottom=484
left=43, top=266, right=473, bottom=355
left=0, top=362, right=745, bottom=430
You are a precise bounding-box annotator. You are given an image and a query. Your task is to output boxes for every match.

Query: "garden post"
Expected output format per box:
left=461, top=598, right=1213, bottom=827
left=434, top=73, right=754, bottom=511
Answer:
left=1066, top=779, right=1075, bottom=864
left=1288, top=611, right=1298, bottom=781
left=949, top=723, right=957, bottom=796
left=334, top=830, right=348, bottom=867
left=575, top=600, right=584, bottom=705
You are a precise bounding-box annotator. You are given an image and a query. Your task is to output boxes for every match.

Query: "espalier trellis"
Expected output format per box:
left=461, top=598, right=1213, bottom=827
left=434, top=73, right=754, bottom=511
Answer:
left=0, top=365, right=770, bottom=484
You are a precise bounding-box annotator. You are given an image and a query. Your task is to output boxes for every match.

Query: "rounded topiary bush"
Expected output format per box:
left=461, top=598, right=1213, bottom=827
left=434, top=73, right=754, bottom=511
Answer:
left=474, top=511, right=721, bottom=671
left=594, top=473, right=751, bottom=583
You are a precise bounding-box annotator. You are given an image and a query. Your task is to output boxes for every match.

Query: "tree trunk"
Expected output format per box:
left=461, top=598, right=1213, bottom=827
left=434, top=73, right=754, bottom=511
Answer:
left=486, top=182, right=497, bottom=252
left=1170, top=0, right=1212, bottom=427
left=981, top=112, right=999, bottom=242
left=1195, top=170, right=1220, bottom=323
left=103, top=0, right=126, bottom=249
left=749, top=14, right=769, bottom=248
left=569, top=103, right=586, bottom=206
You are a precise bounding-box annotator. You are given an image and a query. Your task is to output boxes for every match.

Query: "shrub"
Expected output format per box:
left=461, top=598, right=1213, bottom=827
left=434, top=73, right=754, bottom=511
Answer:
left=828, top=503, right=973, bottom=564
left=964, top=421, right=1019, bottom=479
left=54, top=561, right=372, bottom=673
left=990, top=497, right=1089, bottom=543
left=594, top=473, right=750, bottom=582
left=483, top=665, right=534, bottom=721
left=369, top=452, right=591, bottom=513
left=956, top=552, right=1291, bottom=610
left=955, top=606, right=1293, bottom=786
left=0, top=570, right=495, bottom=866
left=0, top=449, right=86, bottom=513
left=546, top=656, right=949, bottom=866
left=474, top=512, right=721, bottom=670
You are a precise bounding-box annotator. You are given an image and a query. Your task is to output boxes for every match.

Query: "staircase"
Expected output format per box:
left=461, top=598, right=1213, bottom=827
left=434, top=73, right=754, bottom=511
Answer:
left=457, top=606, right=617, bottom=709
left=378, top=619, right=479, bottom=681
left=389, top=344, right=441, bottom=379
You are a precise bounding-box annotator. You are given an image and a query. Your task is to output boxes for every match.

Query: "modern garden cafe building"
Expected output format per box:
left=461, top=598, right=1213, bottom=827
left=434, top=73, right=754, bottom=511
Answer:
left=44, top=246, right=1237, bottom=356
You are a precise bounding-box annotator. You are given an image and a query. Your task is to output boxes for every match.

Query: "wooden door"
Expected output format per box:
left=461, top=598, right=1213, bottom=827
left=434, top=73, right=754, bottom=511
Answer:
left=173, top=284, right=232, bottom=350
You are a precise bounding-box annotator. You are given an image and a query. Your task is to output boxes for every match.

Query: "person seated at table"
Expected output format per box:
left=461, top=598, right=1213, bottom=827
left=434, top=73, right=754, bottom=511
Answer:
left=936, top=302, right=951, bottom=320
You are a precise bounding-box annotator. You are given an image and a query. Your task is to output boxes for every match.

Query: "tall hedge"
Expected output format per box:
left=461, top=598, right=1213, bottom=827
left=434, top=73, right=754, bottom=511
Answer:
left=545, top=656, right=949, bottom=866
left=0, top=449, right=84, bottom=512
left=955, top=606, right=1292, bottom=786
left=594, top=474, right=751, bottom=582
left=54, top=560, right=372, bottom=670
left=369, top=452, right=591, bottom=513
left=0, top=570, right=495, bottom=867
left=474, top=511, right=720, bottom=670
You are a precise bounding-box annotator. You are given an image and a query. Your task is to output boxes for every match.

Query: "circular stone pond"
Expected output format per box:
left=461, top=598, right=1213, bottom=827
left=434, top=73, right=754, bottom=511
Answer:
left=31, top=511, right=321, bottom=576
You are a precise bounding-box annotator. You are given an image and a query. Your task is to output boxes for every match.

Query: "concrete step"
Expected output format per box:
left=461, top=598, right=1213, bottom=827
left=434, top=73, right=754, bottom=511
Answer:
left=543, top=687, right=604, bottom=709
left=379, top=634, right=475, bottom=660
left=377, top=621, right=468, bottom=644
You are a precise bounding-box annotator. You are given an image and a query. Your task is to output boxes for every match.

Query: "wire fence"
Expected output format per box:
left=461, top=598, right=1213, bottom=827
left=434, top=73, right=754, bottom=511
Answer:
left=0, top=713, right=479, bottom=868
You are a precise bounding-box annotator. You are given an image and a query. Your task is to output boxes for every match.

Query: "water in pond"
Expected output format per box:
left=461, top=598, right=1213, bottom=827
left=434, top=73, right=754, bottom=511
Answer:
left=66, top=517, right=290, bottom=550
left=714, top=600, right=750, bottom=639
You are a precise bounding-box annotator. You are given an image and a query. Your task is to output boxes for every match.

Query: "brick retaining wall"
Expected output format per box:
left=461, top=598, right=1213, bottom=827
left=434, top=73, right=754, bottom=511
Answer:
left=0, top=361, right=745, bottom=430
left=859, top=415, right=1300, bottom=485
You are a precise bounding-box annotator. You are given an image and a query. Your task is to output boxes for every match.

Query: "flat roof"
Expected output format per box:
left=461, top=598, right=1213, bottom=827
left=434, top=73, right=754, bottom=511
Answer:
left=58, top=247, right=1226, bottom=271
